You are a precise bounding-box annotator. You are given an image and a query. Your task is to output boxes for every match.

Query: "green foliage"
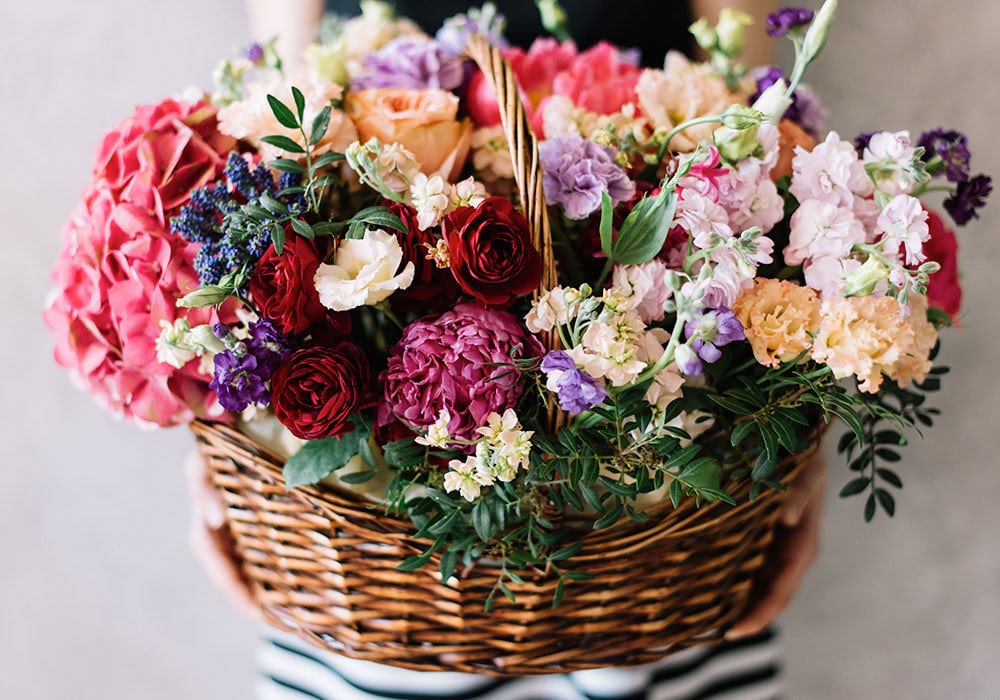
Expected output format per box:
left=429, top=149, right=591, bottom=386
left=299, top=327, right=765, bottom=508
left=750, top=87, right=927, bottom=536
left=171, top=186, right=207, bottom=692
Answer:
left=283, top=420, right=371, bottom=489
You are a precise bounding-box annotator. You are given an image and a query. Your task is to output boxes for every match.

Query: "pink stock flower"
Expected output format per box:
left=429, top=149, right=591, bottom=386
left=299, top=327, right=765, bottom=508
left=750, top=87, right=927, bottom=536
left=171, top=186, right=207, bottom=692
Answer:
left=788, top=131, right=872, bottom=208
left=785, top=199, right=867, bottom=267
left=378, top=304, right=542, bottom=444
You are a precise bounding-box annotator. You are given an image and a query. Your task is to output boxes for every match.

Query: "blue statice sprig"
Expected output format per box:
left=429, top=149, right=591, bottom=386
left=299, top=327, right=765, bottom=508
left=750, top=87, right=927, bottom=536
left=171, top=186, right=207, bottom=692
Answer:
left=172, top=151, right=304, bottom=302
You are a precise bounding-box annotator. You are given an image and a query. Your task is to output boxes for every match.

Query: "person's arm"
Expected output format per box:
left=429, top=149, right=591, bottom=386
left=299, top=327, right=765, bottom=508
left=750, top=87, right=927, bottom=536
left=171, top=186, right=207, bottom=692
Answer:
left=246, top=0, right=325, bottom=66
left=691, top=0, right=779, bottom=67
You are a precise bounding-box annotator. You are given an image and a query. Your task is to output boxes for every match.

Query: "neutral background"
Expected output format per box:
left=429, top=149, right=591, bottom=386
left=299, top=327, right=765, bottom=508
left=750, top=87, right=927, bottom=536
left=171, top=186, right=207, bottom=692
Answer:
left=4, top=1, right=998, bottom=698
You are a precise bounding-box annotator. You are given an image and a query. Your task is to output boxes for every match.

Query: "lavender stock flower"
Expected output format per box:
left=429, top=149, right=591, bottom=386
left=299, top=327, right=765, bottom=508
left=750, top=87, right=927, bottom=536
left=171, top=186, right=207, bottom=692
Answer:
left=540, top=350, right=608, bottom=415
left=918, top=129, right=972, bottom=183
left=350, top=37, right=466, bottom=91
left=684, top=307, right=745, bottom=364
left=944, top=174, right=992, bottom=225
left=435, top=4, right=509, bottom=57
left=538, top=135, right=635, bottom=220
left=765, top=8, right=814, bottom=37
left=210, top=349, right=271, bottom=412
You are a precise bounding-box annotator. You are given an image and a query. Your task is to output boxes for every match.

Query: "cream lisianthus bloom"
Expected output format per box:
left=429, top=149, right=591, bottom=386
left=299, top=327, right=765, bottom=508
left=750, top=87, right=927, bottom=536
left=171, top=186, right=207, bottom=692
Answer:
left=314, top=228, right=414, bottom=311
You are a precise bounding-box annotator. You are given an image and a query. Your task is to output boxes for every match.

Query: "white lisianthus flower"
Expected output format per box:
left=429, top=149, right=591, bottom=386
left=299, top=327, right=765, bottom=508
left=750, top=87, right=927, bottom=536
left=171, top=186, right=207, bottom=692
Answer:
left=444, top=456, right=491, bottom=501
left=314, top=228, right=415, bottom=311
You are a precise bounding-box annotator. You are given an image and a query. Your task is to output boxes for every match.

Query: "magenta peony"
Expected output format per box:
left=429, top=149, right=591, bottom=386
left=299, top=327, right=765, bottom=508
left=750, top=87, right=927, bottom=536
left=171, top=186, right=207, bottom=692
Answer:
left=378, top=304, right=543, bottom=443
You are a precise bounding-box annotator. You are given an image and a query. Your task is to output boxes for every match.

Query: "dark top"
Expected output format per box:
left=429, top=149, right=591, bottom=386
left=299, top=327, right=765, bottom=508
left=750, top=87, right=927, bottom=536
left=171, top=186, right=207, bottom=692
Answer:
left=326, top=1, right=694, bottom=65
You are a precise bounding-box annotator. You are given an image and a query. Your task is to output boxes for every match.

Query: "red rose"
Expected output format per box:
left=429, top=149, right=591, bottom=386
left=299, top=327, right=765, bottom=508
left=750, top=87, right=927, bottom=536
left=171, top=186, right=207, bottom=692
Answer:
left=271, top=344, right=368, bottom=440
left=921, top=207, right=962, bottom=320
left=250, top=234, right=328, bottom=335
left=442, top=197, right=543, bottom=309
left=385, top=201, right=460, bottom=312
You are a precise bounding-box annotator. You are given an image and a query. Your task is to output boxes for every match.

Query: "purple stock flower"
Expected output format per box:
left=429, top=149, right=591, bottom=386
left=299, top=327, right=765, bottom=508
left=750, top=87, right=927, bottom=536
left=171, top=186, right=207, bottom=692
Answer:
left=684, top=307, right=745, bottom=364
left=540, top=350, right=608, bottom=415
left=918, top=129, right=972, bottom=183
left=246, top=318, right=291, bottom=373
left=350, top=37, right=466, bottom=91
left=765, top=8, right=814, bottom=37
left=435, top=6, right=509, bottom=57
left=538, top=135, right=636, bottom=220
left=210, top=349, right=271, bottom=412
left=944, top=174, right=992, bottom=225
left=853, top=131, right=877, bottom=157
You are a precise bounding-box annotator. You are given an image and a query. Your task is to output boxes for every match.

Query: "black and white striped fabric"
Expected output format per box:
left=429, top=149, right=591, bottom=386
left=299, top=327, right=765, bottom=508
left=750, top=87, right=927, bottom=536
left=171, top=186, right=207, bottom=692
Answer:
left=256, top=627, right=782, bottom=700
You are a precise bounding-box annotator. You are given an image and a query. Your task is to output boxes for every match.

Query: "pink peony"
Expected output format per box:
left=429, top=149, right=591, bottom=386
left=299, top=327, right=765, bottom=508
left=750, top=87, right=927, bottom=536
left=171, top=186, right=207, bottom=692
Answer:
left=547, top=42, right=641, bottom=117
left=92, top=97, right=235, bottom=225
left=45, top=97, right=237, bottom=427
left=378, top=304, right=543, bottom=443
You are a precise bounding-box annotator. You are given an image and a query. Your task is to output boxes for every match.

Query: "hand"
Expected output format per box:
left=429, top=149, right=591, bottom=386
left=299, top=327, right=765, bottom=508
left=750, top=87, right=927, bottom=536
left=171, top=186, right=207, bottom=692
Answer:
left=184, top=451, right=260, bottom=620
left=727, top=452, right=826, bottom=638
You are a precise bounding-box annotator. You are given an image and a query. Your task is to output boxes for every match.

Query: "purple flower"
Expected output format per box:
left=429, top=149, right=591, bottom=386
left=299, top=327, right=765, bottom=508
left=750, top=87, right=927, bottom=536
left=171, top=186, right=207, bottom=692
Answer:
left=210, top=350, right=271, bottom=412
left=674, top=345, right=703, bottom=377
left=435, top=6, right=509, bottom=57
left=540, top=350, right=608, bottom=415
left=765, top=8, right=815, bottom=37
left=684, top=307, right=745, bottom=364
left=539, top=135, right=636, bottom=220
left=246, top=318, right=291, bottom=373
left=244, top=42, right=265, bottom=64
left=350, top=37, right=466, bottom=92
left=944, top=174, right=992, bottom=225
left=918, top=129, right=972, bottom=183
left=853, top=131, right=878, bottom=157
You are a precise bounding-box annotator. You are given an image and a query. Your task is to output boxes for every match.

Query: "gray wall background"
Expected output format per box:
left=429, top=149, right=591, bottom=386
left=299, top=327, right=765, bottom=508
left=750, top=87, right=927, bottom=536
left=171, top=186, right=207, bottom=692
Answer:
left=3, top=1, right=998, bottom=697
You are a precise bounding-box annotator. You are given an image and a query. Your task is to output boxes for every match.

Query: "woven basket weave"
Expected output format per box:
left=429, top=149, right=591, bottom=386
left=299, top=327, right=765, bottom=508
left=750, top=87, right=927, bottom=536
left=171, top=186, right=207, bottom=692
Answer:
left=190, top=36, right=825, bottom=676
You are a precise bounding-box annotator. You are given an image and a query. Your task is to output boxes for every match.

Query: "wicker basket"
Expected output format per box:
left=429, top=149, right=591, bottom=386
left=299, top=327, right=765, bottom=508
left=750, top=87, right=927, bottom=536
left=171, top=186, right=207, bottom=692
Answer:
left=190, top=36, right=825, bottom=676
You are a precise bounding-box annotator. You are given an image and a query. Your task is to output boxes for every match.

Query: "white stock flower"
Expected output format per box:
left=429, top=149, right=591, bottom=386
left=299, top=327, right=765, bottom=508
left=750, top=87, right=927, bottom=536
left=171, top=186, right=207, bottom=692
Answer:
left=409, top=172, right=451, bottom=230
left=415, top=408, right=452, bottom=447
left=444, top=456, right=491, bottom=501
left=525, top=287, right=577, bottom=332
left=449, top=177, right=488, bottom=209
left=476, top=409, right=533, bottom=475
left=314, top=228, right=415, bottom=311
left=378, top=142, right=421, bottom=195
left=155, top=319, right=197, bottom=370
left=470, top=126, right=514, bottom=181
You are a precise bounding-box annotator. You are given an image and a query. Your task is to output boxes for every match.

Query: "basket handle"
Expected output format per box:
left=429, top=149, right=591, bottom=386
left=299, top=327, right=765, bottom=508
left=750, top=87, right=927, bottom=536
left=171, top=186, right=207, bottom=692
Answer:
left=463, top=36, right=558, bottom=316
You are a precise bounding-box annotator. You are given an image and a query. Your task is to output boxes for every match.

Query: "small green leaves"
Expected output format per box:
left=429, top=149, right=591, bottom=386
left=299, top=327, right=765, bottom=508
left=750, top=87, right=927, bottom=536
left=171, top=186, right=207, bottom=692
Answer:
left=268, top=93, right=300, bottom=130
left=309, top=105, right=332, bottom=147
left=260, top=134, right=305, bottom=154
left=283, top=422, right=370, bottom=490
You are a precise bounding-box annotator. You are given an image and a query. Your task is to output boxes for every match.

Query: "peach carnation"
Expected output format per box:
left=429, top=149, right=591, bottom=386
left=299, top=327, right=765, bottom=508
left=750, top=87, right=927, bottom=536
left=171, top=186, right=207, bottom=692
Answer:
left=888, top=295, right=938, bottom=388
left=811, top=295, right=914, bottom=393
left=733, top=278, right=821, bottom=368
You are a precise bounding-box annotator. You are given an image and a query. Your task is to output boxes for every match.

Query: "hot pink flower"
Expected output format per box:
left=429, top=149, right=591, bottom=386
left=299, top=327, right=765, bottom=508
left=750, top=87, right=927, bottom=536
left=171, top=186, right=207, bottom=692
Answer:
left=920, top=207, right=962, bottom=319
left=378, top=304, right=543, bottom=444
left=548, top=42, right=641, bottom=117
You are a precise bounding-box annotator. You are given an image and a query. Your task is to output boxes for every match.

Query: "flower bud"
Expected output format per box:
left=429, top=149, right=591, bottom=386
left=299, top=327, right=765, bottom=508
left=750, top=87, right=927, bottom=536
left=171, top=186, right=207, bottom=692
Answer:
left=751, top=80, right=793, bottom=122
left=716, top=9, right=753, bottom=56
left=688, top=17, right=718, bottom=51
left=802, top=0, right=838, bottom=61
left=177, top=286, right=230, bottom=308
left=843, top=256, right=889, bottom=297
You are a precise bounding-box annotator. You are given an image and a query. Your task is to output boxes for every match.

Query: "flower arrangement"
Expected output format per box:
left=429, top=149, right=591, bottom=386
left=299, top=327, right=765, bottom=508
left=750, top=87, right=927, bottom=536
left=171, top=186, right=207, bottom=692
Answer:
left=46, top=0, right=990, bottom=608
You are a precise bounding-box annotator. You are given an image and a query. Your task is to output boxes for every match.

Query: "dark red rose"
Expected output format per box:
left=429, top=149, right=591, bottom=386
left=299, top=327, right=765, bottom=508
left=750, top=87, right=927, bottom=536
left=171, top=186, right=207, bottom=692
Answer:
left=920, top=207, right=962, bottom=320
left=385, top=201, right=460, bottom=312
left=271, top=343, right=368, bottom=440
left=250, top=234, right=328, bottom=335
left=441, top=196, right=542, bottom=308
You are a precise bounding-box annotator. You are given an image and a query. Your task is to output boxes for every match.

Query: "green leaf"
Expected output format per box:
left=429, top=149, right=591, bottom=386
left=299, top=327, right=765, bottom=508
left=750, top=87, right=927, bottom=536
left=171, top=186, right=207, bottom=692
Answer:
left=313, top=151, right=347, bottom=169
left=549, top=541, right=583, bottom=562
left=593, top=501, right=624, bottom=529
left=269, top=158, right=307, bottom=174
left=396, top=542, right=442, bottom=572
left=730, top=421, right=756, bottom=447
left=668, top=480, right=683, bottom=508
left=309, top=105, right=332, bottom=147
left=751, top=452, right=776, bottom=481
left=875, top=448, right=901, bottom=462
left=382, top=438, right=425, bottom=469
left=611, top=188, right=677, bottom=265
left=875, top=488, right=896, bottom=517
left=291, top=86, right=306, bottom=121
left=260, top=192, right=288, bottom=215
left=267, top=94, right=300, bottom=129
left=552, top=579, right=565, bottom=608
left=260, top=134, right=305, bottom=154
left=270, top=221, right=285, bottom=255
left=439, top=548, right=457, bottom=582
left=876, top=468, right=903, bottom=489
left=290, top=218, right=316, bottom=239
left=579, top=483, right=604, bottom=513
left=699, top=488, right=737, bottom=505
left=598, top=192, right=614, bottom=259
left=769, top=416, right=798, bottom=452
left=839, top=477, right=869, bottom=497
left=759, top=423, right=779, bottom=463
left=339, top=470, right=376, bottom=484
left=283, top=425, right=369, bottom=490
left=678, top=457, right=722, bottom=490
left=471, top=501, right=492, bottom=542
left=864, top=493, right=877, bottom=521
left=351, top=206, right=408, bottom=233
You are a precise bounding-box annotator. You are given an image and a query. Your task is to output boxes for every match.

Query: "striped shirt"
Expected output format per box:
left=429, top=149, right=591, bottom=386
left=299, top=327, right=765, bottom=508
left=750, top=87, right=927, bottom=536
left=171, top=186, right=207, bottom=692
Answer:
left=256, top=627, right=782, bottom=700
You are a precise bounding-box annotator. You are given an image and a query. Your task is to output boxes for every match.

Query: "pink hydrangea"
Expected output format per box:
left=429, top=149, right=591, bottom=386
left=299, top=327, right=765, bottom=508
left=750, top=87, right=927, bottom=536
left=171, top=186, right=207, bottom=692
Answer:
left=378, top=304, right=543, bottom=443
left=44, top=97, right=237, bottom=427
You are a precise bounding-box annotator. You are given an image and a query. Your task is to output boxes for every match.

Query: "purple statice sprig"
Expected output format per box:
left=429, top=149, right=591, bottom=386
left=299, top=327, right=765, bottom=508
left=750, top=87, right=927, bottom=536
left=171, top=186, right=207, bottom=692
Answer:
left=350, top=36, right=466, bottom=92
left=209, top=319, right=291, bottom=412
left=540, top=350, right=609, bottom=415
left=171, top=152, right=303, bottom=292
left=765, top=7, right=814, bottom=37
left=539, top=135, right=636, bottom=221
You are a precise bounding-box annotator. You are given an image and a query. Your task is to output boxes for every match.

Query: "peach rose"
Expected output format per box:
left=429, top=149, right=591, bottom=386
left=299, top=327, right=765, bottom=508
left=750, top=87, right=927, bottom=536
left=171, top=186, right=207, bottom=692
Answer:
left=346, top=88, right=472, bottom=181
